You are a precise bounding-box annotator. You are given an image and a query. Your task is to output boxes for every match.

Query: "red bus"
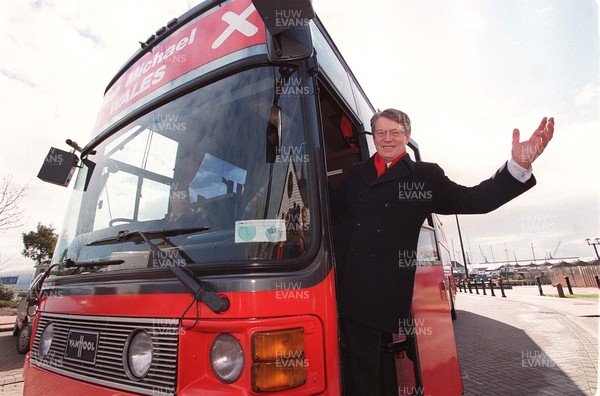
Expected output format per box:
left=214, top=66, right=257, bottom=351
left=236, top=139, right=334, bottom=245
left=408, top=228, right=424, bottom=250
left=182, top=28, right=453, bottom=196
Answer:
left=28, top=0, right=463, bottom=394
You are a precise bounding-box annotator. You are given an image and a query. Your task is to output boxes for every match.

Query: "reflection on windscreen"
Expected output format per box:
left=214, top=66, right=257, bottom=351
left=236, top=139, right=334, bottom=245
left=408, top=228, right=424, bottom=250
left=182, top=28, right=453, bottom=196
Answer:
left=54, top=66, right=313, bottom=269
left=95, top=127, right=177, bottom=228
left=190, top=153, right=247, bottom=200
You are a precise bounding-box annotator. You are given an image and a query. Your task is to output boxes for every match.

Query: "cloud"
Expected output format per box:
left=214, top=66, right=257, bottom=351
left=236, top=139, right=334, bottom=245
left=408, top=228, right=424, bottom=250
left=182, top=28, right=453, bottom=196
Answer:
left=76, top=28, right=104, bottom=47
left=0, top=69, right=36, bottom=88
left=574, top=83, right=600, bottom=106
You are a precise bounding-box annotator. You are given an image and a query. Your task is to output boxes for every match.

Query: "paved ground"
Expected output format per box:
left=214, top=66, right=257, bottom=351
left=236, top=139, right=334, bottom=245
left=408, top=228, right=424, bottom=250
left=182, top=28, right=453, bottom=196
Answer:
left=455, top=285, right=598, bottom=396
left=0, top=317, right=24, bottom=396
left=0, top=285, right=597, bottom=395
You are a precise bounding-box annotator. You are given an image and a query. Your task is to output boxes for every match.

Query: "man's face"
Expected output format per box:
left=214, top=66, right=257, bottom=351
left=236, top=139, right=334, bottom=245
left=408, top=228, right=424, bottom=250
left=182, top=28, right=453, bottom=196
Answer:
left=373, top=116, right=409, bottom=162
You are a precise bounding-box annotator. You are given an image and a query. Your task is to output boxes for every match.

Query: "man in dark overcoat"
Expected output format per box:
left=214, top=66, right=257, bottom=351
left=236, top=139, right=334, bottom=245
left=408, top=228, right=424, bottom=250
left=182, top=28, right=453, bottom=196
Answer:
left=330, top=108, right=554, bottom=395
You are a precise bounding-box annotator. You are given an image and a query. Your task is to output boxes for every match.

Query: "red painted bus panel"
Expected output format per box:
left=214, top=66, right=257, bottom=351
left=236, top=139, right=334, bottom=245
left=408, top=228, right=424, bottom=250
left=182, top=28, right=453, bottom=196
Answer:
left=411, top=265, right=463, bottom=395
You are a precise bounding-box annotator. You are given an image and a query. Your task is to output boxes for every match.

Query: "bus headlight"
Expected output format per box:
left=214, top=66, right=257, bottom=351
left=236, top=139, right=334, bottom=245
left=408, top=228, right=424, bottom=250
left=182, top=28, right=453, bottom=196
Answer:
left=124, top=330, right=153, bottom=380
left=210, top=334, right=244, bottom=383
left=39, top=323, right=54, bottom=357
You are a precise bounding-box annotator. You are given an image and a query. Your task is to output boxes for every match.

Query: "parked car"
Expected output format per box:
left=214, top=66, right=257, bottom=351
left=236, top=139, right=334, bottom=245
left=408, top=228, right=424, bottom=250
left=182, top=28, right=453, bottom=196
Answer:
left=13, top=273, right=44, bottom=354
left=474, top=273, right=489, bottom=282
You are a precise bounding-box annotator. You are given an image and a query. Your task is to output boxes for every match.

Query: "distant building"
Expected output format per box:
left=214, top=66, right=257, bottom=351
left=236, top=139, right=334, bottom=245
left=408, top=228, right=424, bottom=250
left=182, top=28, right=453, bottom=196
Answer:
left=550, top=260, right=600, bottom=287
left=517, top=264, right=552, bottom=285
left=0, top=270, right=35, bottom=291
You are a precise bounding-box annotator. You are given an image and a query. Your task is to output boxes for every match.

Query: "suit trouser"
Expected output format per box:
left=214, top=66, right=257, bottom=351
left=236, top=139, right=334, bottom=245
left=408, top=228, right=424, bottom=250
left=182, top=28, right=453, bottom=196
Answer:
left=342, top=319, right=383, bottom=396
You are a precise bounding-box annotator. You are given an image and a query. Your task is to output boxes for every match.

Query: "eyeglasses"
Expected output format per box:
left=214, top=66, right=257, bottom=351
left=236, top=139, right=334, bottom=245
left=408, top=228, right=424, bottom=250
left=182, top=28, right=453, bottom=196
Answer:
left=373, top=128, right=405, bottom=138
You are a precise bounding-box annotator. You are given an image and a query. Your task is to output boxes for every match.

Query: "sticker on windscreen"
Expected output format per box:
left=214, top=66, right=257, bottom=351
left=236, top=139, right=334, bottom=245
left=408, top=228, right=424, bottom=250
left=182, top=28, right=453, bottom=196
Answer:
left=235, top=220, right=287, bottom=243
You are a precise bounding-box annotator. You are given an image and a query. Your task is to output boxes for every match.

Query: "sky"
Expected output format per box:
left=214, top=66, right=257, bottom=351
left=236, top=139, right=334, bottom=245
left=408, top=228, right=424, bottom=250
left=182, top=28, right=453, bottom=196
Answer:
left=0, top=0, right=598, bottom=276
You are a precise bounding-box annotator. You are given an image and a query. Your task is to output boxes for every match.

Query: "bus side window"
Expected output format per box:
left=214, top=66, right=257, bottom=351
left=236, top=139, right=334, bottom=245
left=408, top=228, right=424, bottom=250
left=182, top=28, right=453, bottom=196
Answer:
left=417, top=226, right=440, bottom=264
left=318, top=86, right=362, bottom=189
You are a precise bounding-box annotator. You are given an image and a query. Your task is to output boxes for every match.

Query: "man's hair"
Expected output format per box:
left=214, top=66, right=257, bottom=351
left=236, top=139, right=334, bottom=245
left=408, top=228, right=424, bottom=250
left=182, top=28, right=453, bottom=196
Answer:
left=370, top=108, right=411, bottom=135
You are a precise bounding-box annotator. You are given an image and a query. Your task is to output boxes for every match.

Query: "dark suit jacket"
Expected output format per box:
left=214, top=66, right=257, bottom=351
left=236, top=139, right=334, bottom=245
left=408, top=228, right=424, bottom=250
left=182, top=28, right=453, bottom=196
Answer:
left=331, top=154, right=535, bottom=333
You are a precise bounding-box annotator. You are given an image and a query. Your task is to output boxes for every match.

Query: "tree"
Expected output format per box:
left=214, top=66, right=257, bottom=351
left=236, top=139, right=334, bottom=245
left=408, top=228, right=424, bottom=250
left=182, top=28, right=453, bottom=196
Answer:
left=22, top=223, right=58, bottom=267
left=0, top=284, right=17, bottom=301
left=0, top=176, right=28, bottom=232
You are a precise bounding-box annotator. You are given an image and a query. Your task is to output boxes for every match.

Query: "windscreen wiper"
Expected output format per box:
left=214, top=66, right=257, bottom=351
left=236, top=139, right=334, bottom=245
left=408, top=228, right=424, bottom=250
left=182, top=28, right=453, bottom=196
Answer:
left=63, top=258, right=126, bottom=268
left=86, top=226, right=211, bottom=246
left=28, top=258, right=125, bottom=305
left=86, top=228, right=230, bottom=314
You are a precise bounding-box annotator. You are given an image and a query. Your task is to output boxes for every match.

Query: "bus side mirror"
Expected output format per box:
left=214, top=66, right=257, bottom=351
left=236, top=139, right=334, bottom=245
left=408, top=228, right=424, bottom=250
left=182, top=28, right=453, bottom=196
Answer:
left=265, top=25, right=313, bottom=62
left=37, top=147, right=79, bottom=187
left=252, top=0, right=314, bottom=62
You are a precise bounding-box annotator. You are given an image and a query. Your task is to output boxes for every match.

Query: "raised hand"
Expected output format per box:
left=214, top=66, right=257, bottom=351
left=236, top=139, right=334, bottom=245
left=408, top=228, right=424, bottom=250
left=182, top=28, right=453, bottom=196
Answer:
left=511, top=117, right=554, bottom=169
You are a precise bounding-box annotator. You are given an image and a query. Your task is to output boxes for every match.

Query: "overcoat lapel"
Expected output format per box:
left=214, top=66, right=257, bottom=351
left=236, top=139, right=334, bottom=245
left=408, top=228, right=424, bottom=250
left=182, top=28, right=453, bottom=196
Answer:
left=358, top=157, right=377, bottom=185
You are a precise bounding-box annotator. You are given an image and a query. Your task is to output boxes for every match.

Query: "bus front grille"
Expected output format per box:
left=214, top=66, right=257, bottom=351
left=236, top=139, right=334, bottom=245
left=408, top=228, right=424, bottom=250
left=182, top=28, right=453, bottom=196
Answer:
left=31, top=312, right=179, bottom=396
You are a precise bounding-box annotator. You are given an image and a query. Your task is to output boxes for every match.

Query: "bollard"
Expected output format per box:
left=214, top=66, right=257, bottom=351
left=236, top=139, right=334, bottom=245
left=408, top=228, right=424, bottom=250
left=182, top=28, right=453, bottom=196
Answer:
left=474, top=280, right=479, bottom=295
left=499, top=278, right=507, bottom=298
left=556, top=283, right=565, bottom=298
left=468, top=281, right=472, bottom=294
left=489, top=279, right=495, bottom=297
left=595, top=275, right=600, bottom=290
left=564, top=276, right=574, bottom=295
left=481, top=280, right=487, bottom=295
left=535, top=276, right=544, bottom=296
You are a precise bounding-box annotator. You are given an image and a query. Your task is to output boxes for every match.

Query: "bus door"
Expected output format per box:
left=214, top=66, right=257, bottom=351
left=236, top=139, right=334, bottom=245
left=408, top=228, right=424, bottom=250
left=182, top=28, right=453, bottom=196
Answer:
left=393, top=218, right=463, bottom=395
left=318, top=84, right=365, bottom=188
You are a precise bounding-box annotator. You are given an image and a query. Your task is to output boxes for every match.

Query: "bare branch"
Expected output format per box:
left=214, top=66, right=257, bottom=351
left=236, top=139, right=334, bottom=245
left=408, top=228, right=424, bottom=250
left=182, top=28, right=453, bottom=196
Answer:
left=0, top=253, right=8, bottom=267
left=0, top=252, right=14, bottom=271
left=0, top=175, right=28, bottom=232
